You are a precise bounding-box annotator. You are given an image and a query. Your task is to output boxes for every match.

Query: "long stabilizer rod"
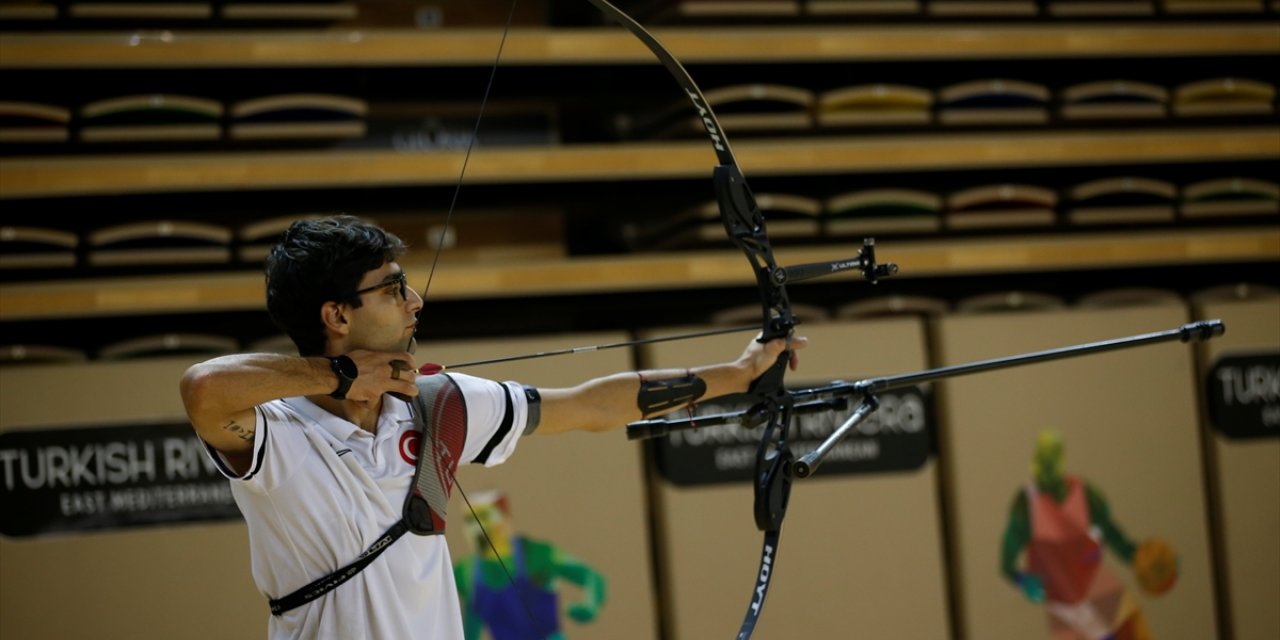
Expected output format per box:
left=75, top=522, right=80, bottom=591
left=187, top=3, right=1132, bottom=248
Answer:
left=790, top=319, right=1226, bottom=477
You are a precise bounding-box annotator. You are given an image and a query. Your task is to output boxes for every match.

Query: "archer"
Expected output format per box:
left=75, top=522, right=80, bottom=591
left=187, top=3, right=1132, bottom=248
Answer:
left=179, top=215, right=802, bottom=638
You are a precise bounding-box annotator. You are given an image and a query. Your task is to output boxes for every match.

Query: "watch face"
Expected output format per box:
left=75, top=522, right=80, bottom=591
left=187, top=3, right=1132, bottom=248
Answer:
left=329, top=355, right=358, bottom=400
left=333, top=355, right=358, bottom=379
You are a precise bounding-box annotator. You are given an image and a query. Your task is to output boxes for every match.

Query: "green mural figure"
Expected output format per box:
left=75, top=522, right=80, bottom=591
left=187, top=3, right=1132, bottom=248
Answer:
left=1001, top=429, right=1179, bottom=640
left=454, top=491, right=606, bottom=640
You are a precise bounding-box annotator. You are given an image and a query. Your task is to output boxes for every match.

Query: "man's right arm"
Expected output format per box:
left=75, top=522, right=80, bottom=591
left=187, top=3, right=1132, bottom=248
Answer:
left=179, top=351, right=418, bottom=473
left=179, top=354, right=335, bottom=472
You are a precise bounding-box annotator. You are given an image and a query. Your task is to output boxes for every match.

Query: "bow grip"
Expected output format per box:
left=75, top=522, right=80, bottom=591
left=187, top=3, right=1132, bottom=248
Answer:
left=748, top=349, right=790, bottom=396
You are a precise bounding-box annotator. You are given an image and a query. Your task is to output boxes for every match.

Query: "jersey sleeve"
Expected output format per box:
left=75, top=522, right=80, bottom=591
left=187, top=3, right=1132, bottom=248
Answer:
left=447, top=373, right=536, bottom=467
left=200, top=401, right=307, bottom=493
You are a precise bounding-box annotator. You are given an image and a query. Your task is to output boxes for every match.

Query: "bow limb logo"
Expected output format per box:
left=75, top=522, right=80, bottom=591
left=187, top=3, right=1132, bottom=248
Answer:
left=750, top=543, right=775, bottom=615
left=686, top=89, right=727, bottom=152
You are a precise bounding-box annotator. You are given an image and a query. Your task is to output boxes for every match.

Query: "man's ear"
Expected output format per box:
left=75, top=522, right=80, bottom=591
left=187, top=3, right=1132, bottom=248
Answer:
left=320, top=300, right=350, bottom=337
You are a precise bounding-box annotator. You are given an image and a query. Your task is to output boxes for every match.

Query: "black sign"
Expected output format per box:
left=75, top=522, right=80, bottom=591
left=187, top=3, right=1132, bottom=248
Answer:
left=1207, top=351, right=1280, bottom=440
left=0, top=424, right=241, bottom=538
left=653, top=385, right=933, bottom=486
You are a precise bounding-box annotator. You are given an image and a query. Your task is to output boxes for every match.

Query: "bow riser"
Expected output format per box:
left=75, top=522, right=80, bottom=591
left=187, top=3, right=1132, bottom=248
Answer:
left=713, top=166, right=797, bottom=346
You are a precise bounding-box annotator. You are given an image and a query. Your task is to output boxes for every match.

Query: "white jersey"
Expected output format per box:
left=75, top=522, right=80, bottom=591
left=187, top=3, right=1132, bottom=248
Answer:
left=203, top=373, right=534, bottom=640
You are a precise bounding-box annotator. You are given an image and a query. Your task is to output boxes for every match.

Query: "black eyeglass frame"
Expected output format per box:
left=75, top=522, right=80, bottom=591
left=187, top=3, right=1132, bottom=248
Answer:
left=349, top=272, right=408, bottom=301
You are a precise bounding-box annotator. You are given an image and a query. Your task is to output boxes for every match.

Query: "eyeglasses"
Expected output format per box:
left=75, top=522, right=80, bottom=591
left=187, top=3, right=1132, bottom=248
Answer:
left=351, top=272, right=408, bottom=301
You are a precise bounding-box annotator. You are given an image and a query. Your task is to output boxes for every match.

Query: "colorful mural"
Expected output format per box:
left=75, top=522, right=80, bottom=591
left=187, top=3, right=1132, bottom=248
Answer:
left=454, top=491, right=606, bottom=640
left=1001, top=430, right=1178, bottom=640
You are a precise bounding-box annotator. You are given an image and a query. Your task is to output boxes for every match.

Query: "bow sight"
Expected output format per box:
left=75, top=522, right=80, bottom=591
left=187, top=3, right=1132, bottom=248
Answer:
left=772, top=238, right=899, bottom=286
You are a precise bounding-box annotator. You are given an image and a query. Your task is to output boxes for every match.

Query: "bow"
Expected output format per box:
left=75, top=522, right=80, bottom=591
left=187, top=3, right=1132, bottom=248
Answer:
left=421, top=2, right=896, bottom=637
left=623, top=27, right=803, bottom=626
left=422, top=5, right=1226, bottom=639
left=581, top=5, right=895, bottom=638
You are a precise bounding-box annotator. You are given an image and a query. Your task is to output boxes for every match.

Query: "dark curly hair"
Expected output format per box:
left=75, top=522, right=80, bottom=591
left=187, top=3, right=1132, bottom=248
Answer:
left=265, top=215, right=407, bottom=356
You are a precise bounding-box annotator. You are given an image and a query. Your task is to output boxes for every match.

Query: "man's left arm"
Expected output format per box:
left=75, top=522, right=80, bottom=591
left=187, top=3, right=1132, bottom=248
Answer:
left=533, top=335, right=802, bottom=436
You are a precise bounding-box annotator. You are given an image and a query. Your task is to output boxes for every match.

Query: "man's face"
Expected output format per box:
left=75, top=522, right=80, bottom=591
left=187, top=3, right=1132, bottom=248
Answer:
left=345, top=261, right=423, bottom=353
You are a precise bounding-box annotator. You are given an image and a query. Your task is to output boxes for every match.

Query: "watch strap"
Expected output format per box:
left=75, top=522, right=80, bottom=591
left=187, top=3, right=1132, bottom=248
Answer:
left=328, top=355, right=356, bottom=399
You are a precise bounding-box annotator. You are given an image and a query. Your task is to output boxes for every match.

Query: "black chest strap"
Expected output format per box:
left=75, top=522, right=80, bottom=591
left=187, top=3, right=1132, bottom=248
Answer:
left=268, top=520, right=410, bottom=615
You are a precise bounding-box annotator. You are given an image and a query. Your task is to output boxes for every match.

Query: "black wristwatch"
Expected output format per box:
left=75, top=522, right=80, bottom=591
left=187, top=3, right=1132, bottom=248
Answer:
left=328, top=355, right=358, bottom=400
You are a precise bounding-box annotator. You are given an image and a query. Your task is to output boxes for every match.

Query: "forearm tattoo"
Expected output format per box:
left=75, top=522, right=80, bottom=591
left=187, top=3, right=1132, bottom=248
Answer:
left=222, top=420, right=255, bottom=443
left=637, top=371, right=707, bottom=416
